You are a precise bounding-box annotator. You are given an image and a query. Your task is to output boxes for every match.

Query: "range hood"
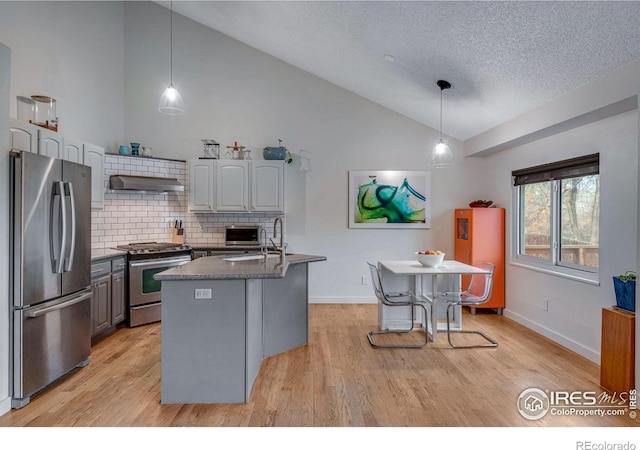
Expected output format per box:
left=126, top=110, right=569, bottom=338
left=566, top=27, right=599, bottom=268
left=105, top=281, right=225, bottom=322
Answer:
left=109, top=175, right=184, bottom=192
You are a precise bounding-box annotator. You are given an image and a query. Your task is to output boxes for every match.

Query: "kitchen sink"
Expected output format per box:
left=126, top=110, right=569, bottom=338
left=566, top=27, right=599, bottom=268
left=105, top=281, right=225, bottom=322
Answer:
left=222, top=253, right=281, bottom=262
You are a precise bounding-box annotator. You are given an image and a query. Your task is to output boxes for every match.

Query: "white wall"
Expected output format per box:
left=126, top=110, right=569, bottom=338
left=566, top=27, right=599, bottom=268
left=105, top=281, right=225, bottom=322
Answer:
left=123, top=1, right=482, bottom=303
left=481, top=110, right=637, bottom=362
left=0, top=1, right=125, bottom=151
left=0, top=42, right=12, bottom=417
left=468, top=60, right=640, bottom=368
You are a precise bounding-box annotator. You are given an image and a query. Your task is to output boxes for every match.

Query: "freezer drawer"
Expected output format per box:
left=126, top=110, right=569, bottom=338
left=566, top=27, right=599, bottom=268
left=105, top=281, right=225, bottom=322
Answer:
left=12, top=289, right=92, bottom=407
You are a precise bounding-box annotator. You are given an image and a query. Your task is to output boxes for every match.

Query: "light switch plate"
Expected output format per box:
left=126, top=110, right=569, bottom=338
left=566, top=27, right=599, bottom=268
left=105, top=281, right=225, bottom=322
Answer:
left=195, top=288, right=212, bottom=299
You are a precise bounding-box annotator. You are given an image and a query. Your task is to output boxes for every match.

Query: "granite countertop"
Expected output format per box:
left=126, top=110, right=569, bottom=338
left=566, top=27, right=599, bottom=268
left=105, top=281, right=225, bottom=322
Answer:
left=91, top=248, right=128, bottom=262
left=154, top=253, right=326, bottom=281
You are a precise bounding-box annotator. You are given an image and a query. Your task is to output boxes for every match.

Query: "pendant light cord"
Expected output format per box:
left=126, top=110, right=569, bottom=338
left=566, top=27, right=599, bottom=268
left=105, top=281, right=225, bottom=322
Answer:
left=439, top=87, right=443, bottom=141
left=170, top=0, right=173, bottom=85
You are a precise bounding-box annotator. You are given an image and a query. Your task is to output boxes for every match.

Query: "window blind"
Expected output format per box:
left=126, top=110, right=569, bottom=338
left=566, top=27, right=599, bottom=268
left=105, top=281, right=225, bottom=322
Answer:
left=512, top=153, right=599, bottom=186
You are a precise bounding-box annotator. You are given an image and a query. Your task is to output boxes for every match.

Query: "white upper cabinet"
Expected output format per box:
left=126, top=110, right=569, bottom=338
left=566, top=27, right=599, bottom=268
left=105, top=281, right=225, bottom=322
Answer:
left=9, top=119, right=38, bottom=153
left=215, top=161, right=249, bottom=212
left=63, top=137, right=84, bottom=164
left=188, top=160, right=285, bottom=213
left=83, top=143, right=105, bottom=210
left=9, top=121, right=104, bottom=210
left=38, top=128, right=63, bottom=159
left=250, top=161, right=284, bottom=213
left=188, top=159, right=215, bottom=212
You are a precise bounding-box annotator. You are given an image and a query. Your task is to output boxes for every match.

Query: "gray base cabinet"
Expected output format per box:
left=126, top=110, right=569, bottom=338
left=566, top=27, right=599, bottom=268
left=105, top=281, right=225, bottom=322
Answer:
left=91, top=274, right=111, bottom=336
left=263, top=263, right=308, bottom=358
left=161, top=264, right=309, bottom=404
left=111, top=270, right=125, bottom=325
left=91, top=256, right=126, bottom=338
left=161, top=279, right=249, bottom=403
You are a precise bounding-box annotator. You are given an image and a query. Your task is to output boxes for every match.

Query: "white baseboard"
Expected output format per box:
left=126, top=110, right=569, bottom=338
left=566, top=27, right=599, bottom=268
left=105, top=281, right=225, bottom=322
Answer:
left=503, top=309, right=600, bottom=364
left=0, top=396, right=11, bottom=417
left=309, top=296, right=376, bottom=304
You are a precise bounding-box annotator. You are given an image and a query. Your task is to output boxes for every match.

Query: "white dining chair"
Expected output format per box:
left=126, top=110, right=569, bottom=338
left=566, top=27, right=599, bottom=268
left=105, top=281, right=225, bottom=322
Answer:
left=366, top=262, right=429, bottom=349
left=441, top=261, right=498, bottom=348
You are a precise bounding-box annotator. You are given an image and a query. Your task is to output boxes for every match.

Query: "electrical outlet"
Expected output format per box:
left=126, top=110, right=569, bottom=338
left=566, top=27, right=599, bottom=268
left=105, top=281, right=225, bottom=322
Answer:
left=361, top=275, right=369, bottom=285
left=542, top=298, right=549, bottom=311
left=195, top=288, right=212, bottom=299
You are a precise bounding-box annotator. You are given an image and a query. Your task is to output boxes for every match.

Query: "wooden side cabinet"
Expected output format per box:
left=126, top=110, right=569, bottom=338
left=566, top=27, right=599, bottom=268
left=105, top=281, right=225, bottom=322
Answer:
left=600, top=307, right=635, bottom=394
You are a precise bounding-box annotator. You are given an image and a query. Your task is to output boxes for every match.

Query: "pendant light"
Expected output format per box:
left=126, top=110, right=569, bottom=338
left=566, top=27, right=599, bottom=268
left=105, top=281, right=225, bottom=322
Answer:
left=429, top=79, right=452, bottom=167
left=158, top=0, right=185, bottom=115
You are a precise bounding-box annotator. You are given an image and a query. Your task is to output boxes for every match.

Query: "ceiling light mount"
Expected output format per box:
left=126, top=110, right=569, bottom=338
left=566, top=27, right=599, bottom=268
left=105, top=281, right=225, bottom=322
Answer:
left=429, top=79, right=453, bottom=168
left=436, top=80, right=451, bottom=91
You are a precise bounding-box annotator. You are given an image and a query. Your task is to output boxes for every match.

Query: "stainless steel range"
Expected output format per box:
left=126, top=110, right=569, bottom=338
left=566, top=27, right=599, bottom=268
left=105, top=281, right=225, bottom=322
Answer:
left=116, top=242, right=192, bottom=327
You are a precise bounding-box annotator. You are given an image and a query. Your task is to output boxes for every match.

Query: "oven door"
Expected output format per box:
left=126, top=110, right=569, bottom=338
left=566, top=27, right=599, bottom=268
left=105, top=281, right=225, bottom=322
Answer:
left=128, top=255, right=191, bottom=307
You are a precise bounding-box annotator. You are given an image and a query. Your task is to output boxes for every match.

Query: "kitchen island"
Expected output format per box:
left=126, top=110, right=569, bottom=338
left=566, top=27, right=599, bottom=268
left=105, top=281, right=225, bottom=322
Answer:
left=154, top=253, right=326, bottom=404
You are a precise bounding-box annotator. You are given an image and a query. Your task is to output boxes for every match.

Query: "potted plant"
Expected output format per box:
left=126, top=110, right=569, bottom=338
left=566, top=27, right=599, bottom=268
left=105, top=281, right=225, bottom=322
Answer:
left=613, top=271, right=636, bottom=312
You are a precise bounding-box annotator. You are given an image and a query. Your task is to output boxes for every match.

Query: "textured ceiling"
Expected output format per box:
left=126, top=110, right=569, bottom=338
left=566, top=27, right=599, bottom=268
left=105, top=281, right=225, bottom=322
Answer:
left=167, top=1, right=640, bottom=141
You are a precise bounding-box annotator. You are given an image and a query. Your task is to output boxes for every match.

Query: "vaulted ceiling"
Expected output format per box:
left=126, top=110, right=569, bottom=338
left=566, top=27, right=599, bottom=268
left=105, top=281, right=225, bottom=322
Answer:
left=165, top=1, right=640, bottom=141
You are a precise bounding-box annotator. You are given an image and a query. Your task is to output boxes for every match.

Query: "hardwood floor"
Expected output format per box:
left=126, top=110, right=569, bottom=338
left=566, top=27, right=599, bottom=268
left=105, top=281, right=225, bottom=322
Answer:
left=0, top=304, right=638, bottom=427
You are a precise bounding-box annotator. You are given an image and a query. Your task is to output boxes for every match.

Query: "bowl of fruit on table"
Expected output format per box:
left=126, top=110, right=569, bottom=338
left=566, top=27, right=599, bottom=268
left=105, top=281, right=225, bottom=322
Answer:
left=415, top=250, right=445, bottom=267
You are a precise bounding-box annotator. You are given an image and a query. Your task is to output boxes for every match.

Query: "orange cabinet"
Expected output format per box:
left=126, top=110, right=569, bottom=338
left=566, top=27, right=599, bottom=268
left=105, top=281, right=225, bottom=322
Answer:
left=454, top=208, right=505, bottom=311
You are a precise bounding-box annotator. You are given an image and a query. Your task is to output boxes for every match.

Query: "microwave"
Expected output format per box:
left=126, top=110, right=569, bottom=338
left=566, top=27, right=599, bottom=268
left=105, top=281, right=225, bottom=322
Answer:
left=225, top=225, right=260, bottom=246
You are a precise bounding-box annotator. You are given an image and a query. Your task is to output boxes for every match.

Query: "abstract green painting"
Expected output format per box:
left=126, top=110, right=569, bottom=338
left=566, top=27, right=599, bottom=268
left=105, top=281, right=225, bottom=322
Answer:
left=348, top=171, right=430, bottom=228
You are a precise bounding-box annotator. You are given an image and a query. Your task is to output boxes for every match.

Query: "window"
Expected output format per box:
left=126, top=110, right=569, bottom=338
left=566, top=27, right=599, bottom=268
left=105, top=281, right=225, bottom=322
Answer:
left=512, top=154, right=600, bottom=282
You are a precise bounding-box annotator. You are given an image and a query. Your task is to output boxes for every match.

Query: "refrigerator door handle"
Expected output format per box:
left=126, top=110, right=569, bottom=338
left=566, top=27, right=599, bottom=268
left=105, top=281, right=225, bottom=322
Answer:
left=26, top=290, right=92, bottom=318
left=64, top=182, right=76, bottom=272
left=50, top=181, right=67, bottom=274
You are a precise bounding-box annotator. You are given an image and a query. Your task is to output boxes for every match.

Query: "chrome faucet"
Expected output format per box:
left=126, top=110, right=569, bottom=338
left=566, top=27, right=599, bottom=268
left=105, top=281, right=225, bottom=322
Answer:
left=260, top=228, right=268, bottom=260
left=270, top=216, right=286, bottom=258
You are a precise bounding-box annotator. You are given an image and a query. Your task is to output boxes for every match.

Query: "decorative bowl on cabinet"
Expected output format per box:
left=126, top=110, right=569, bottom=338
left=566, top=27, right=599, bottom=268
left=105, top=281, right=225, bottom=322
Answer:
left=263, top=146, right=287, bottom=160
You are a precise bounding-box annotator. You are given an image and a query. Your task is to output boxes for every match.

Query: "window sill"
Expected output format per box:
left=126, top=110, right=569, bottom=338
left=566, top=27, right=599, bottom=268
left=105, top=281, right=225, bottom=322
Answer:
left=510, top=259, right=600, bottom=286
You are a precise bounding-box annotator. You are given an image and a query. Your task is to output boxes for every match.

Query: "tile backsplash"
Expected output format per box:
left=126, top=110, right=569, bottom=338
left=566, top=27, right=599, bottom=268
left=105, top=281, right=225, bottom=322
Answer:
left=91, top=155, right=284, bottom=250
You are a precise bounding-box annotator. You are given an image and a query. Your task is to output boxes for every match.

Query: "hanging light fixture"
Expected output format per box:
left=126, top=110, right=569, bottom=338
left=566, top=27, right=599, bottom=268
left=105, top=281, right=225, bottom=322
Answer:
left=158, top=0, right=185, bottom=115
left=429, top=79, right=452, bottom=167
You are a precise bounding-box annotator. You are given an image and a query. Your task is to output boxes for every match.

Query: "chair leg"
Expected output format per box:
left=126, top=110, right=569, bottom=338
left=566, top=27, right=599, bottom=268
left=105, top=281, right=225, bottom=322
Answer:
left=445, top=303, right=498, bottom=348
left=367, top=304, right=429, bottom=349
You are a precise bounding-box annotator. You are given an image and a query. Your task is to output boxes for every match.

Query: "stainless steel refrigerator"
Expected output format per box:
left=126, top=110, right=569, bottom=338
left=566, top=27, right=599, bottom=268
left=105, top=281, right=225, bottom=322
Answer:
left=10, top=150, right=92, bottom=408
